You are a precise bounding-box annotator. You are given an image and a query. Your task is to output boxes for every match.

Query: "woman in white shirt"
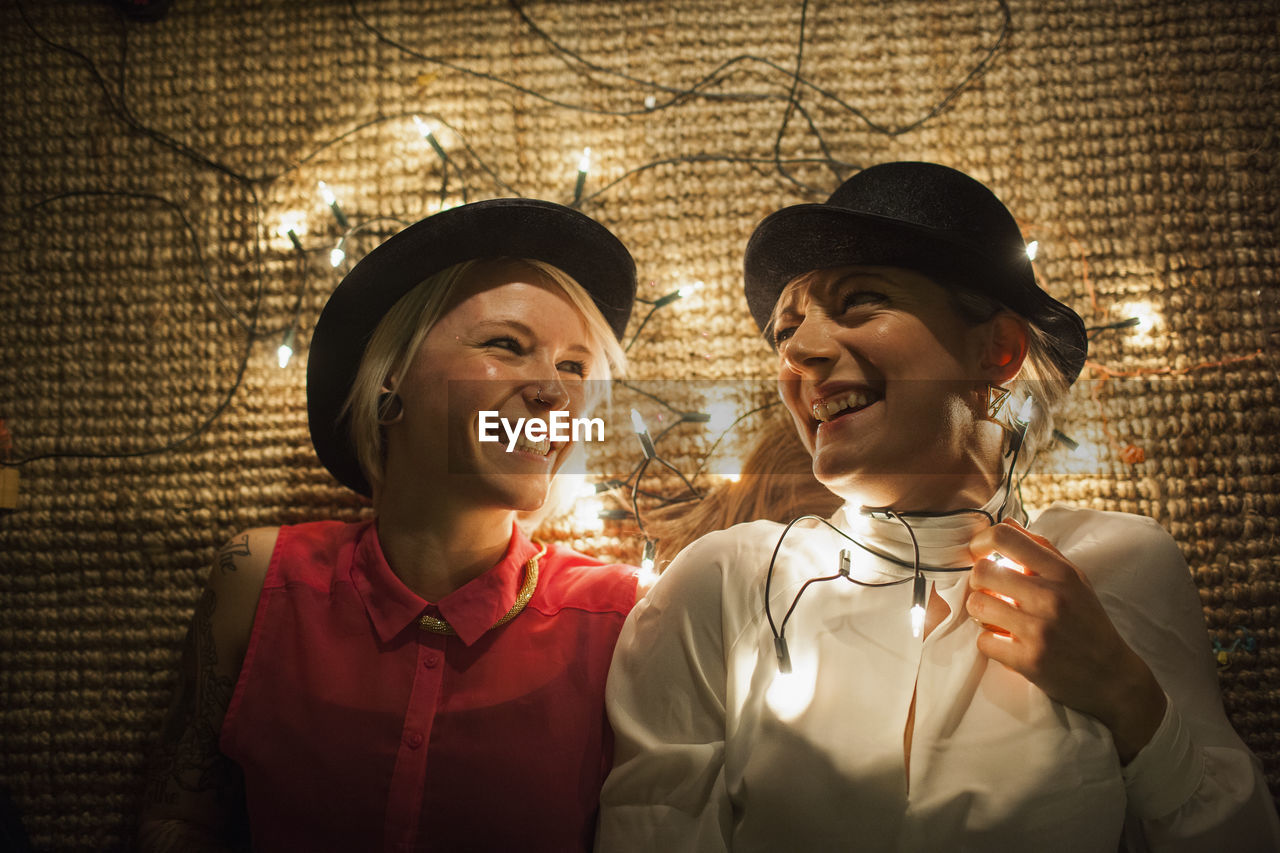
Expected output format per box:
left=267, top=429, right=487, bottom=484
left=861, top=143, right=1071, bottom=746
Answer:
left=597, top=162, right=1280, bottom=852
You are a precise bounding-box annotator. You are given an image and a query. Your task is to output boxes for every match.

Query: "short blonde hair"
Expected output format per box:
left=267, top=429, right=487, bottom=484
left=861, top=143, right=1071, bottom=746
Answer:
left=342, top=258, right=627, bottom=495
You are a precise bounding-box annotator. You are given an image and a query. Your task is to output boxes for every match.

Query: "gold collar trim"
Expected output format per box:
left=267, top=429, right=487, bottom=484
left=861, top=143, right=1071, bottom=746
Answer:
left=417, top=542, right=547, bottom=636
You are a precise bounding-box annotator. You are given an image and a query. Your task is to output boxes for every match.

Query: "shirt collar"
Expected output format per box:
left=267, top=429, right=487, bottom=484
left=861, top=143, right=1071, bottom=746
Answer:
left=828, top=485, right=1026, bottom=579
left=349, top=521, right=539, bottom=646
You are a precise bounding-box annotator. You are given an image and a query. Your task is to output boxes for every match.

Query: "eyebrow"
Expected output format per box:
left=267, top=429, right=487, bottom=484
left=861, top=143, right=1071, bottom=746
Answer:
left=473, top=318, right=594, bottom=357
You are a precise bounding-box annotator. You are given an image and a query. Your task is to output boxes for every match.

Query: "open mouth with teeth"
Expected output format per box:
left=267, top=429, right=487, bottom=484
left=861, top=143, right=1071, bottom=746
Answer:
left=811, top=388, right=882, bottom=423
left=512, top=438, right=555, bottom=457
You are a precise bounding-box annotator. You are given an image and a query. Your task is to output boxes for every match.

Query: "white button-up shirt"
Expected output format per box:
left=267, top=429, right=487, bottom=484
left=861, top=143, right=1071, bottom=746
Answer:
left=597, top=499, right=1279, bottom=852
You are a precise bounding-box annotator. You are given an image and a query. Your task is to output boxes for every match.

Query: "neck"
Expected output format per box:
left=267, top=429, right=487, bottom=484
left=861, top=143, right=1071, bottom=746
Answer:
left=373, top=488, right=518, bottom=602
left=835, top=426, right=1010, bottom=514
left=836, top=480, right=1022, bottom=574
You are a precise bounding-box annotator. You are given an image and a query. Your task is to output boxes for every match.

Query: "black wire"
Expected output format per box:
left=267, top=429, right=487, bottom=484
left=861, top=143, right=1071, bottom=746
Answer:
left=624, top=305, right=660, bottom=352
left=771, top=0, right=813, bottom=195
left=10, top=0, right=1017, bottom=490
left=763, top=442, right=1026, bottom=648
left=354, top=0, right=1014, bottom=195
left=2, top=189, right=266, bottom=467
left=503, top=0, right=1013, bottom=140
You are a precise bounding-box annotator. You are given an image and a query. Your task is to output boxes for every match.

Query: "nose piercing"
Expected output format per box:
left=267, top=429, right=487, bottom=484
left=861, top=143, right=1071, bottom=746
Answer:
left=534, top=386, right=547, bottom=404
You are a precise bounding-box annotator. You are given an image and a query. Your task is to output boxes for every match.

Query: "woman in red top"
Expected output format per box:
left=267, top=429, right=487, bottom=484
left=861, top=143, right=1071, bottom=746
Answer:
left=139, top=199, right=640, bottom=852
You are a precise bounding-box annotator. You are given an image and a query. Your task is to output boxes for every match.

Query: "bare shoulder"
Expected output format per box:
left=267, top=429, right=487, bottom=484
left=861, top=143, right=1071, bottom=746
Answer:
left=211, top=527, right=279, bottom=584
left=207, top=527, right=280, bottom=664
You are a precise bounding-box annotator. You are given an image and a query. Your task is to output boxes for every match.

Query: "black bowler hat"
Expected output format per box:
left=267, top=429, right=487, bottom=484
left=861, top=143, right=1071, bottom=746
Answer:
left=744, top=162, right=1088, bottom=383
left=307, top=198, right=637, bottom=497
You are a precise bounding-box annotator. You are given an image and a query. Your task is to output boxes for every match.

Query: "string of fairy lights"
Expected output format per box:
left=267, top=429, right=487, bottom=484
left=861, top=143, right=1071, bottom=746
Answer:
left=3, top=0, right=1267, bottom=568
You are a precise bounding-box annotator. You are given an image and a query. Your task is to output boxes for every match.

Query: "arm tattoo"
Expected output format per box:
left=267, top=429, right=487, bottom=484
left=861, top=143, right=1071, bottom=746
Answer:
left=142, top=588, right=248, bottom=836
left=216, top=536, right=251, bottom=575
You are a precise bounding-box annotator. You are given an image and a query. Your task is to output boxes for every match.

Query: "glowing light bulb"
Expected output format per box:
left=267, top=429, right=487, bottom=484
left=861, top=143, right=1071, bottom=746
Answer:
left=1118, top=301, right=1159, bottom=345
left=677, top=280, right=705, bottom=300
left=277, top=328, right=296, bottom=369
left=413, top=115, right=440, bottom=139
left=329, top=247, right=346, bottom=267
left=277, top=220, right=304, bottom=252
left=572, top=496, right=604, bottom=530
left=573, top=147, right=591, bottom=205
left=638, top=540, right=659, bottom=587
left=992, top=553, right=1025, bottom=573
left=1026, top=240, right=1039, bottom=261
left=1015, top=395, right=1035, bottom=427
left=317, top=181, right=350, bottom=229
left=414, top=115, right=448, bottom=160
left=911, top=573, right=927, bottom=638
left=630, top=408, right=656, bottom=460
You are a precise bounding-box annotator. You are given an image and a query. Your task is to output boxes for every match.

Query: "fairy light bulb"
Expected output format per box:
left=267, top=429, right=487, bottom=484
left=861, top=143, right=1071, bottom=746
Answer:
left=638, top=540, right=659, bottom=588
left=1026, top=240, right=1039, bottom=261
left=1015, top=395, right=1035, bottom=427
left=1118, top=300, right=1160, bottom=346
left=329, top=246, right=346, bottom=267
left=677, top=280, right=705, bottom=300
left=992, top=553, right=1024, bottom=573
left=572, top=495, right=604, bottom=530
left=573, top=147, right=591, bottom=204
left=317, top=181, right=350, bottom=229
left=414, top=115, right=448, bottom=159
left=910, top=573, right=927, bottom=638
left=277, top=220, right=304, bottom=252
left=630, top=408, right=657, bottom=459
left=277, top=327, right=296, bottom=369
left=774, top=635, right=792, bottom=674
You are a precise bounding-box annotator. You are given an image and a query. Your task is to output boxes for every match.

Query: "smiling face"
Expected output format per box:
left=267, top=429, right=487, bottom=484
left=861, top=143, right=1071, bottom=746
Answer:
left=773, top=266, right=1009, bottom=511
left=381, top=259, right=599, bottom=514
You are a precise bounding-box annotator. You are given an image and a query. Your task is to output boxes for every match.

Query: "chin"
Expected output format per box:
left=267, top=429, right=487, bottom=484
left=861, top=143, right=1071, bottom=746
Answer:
left=498, top=483, right=552, bottom=514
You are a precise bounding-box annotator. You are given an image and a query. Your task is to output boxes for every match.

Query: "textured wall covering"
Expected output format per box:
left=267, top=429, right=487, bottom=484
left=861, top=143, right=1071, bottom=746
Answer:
left=0, top=1, right=1276, bottom=849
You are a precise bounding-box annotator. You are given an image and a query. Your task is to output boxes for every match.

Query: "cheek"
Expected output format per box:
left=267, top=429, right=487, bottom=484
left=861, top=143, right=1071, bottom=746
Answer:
left=776, top=375, right=809, bottom=424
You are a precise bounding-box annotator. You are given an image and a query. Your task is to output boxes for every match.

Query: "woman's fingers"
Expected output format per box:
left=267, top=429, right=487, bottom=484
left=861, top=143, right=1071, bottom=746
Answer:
left=970, top=521, right=1076, bottom=585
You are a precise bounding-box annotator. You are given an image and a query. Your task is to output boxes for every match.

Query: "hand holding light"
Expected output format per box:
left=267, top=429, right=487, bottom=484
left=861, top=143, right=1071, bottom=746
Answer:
left=965, top=519, right=1166, bottom=763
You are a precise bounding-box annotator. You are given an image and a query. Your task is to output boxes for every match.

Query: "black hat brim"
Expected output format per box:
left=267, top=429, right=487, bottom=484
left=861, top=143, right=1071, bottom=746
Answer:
left=307, top=198, right=636, bottom=497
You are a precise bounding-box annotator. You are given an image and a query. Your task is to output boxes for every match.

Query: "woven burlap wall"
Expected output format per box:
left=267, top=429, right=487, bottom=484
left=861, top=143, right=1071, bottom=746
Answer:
left=0, top=0, right=1276, bottom=849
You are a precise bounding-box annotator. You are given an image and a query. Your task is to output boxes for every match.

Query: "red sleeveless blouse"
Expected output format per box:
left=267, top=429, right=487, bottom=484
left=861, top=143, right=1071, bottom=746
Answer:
left=220, top=519, right=637, bottom=852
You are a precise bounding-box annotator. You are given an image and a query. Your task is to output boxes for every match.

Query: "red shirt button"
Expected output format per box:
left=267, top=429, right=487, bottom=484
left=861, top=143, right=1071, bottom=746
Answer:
left=405, top=730, right=424, bottom=749
left=423, top=653, right=440, bottom=669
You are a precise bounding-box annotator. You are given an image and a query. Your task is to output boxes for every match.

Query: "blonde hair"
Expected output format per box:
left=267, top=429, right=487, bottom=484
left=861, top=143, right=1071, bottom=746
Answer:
left=647, top=407, right=842, bottom=566
left=946, top=287, right=1069, bottom=462
left=342, top=258, right=627, bottom=496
